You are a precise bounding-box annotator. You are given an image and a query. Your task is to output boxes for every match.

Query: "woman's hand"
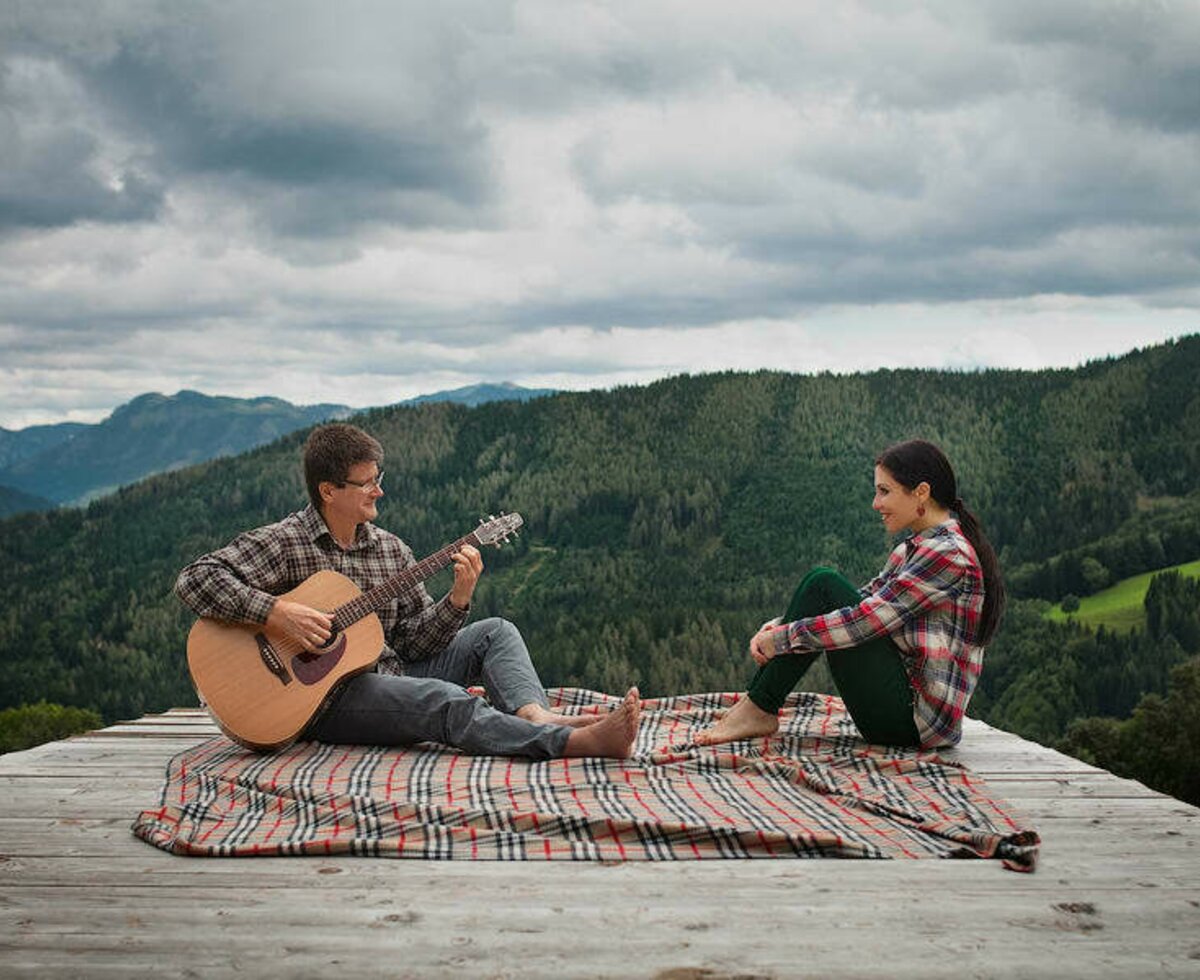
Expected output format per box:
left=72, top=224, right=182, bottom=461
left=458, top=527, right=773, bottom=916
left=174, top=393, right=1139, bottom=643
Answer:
left=749, top=625, right=781, bottom=667
left=449, top=544, right=484, bottom=609
left=267, top=598, right=333, bottom=652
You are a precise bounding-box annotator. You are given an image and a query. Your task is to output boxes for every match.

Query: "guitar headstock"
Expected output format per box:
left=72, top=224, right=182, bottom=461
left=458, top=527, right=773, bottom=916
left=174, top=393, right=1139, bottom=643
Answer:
left=475, top=511, right=524, bottom=548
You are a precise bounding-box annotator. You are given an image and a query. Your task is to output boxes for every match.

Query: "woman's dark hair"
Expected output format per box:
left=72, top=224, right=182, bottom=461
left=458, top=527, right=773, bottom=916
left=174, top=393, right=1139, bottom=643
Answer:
left=303, top=423, right=384, bottom=509
left=876, top=439, right=1006, bottom=645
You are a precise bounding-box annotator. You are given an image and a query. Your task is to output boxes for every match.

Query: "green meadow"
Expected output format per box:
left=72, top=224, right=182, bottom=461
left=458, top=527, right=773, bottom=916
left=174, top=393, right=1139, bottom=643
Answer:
left=1046, top=559, right=1200, bottom=632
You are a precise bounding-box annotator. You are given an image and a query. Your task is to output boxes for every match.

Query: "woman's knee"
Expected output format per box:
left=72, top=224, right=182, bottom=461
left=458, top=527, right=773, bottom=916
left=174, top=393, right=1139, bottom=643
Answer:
left=805, top=566, right=857, bottom=601
left=801, top=566, right=840, bottom=587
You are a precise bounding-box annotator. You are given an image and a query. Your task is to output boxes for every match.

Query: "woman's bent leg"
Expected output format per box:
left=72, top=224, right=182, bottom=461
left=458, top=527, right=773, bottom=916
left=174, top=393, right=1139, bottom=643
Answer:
left=747, top=567, right=920, bottom=747
left=695, top=568, right=847, bottom=746
left=745, top=566, right=854, bottom=713
left=825, top=640, right=919, bottom=747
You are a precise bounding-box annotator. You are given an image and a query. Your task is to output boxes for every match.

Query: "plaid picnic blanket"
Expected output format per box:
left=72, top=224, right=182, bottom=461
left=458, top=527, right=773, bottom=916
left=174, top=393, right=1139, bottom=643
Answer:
left=131, top=689, right=1039, bottom=870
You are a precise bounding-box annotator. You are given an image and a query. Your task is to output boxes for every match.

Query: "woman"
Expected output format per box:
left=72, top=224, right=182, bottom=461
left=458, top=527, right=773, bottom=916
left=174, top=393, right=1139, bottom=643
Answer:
left=697, top=439, right=1005, bottom=749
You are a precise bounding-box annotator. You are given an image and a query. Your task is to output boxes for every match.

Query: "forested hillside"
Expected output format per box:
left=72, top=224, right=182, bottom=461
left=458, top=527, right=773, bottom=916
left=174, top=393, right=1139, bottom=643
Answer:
left=1, top=337, right=1198, bottom=785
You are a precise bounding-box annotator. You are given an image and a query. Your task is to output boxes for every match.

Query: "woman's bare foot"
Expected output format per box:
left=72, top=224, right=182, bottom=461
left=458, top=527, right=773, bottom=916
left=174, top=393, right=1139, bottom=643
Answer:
left=694, top=695, right=779, bottom=746
left=562, top=688, right=641, bottom=759
left=517, top=703, right=606, bottom=729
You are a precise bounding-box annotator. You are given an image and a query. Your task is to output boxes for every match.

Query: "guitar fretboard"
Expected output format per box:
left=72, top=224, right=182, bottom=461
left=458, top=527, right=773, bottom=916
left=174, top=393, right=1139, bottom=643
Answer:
left=331, top=531, right=482, bottom=631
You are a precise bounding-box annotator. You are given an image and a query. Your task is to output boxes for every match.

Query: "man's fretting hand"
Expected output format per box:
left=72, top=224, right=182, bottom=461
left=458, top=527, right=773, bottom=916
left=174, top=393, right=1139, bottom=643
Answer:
left=449, top=544, right=484, bottom=610
left=267, top=598, right=333, bottom=652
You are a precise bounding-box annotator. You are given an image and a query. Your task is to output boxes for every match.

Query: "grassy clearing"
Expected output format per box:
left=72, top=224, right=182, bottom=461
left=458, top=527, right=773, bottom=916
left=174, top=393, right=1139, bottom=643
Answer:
left=1046, top=559, right=1200, bottom=632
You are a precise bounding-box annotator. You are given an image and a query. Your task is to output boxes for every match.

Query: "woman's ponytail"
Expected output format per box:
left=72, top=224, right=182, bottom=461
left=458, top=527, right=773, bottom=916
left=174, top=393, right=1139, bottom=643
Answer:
left=952, top=498, right=1006, bottom=645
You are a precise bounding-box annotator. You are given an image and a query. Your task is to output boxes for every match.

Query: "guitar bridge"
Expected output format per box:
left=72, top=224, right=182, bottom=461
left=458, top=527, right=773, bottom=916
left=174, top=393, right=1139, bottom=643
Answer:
left=255, top=633, right=291, bottom=686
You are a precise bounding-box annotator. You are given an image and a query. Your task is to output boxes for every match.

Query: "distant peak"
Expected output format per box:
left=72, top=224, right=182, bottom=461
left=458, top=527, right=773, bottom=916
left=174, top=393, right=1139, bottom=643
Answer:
left=403, top=382, right=558, bottom=407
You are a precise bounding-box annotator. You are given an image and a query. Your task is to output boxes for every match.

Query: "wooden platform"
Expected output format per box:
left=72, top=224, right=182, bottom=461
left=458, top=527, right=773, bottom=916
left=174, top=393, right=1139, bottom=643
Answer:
left=2, top=710, right=1199, bottom=978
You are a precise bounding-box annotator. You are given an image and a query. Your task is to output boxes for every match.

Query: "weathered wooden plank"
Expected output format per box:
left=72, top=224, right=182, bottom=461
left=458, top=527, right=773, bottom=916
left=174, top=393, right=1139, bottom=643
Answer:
left=88, top=715, right=208, bottom=726
left=4, top=859, right=1198, bottom=900
left=88, top=726, right=213, bottom=734
left=5, top=874, right=1198, bottom=906
left=0, top=849, right=1180, bottom=896
left=3, top=885, right=1197, bottom=935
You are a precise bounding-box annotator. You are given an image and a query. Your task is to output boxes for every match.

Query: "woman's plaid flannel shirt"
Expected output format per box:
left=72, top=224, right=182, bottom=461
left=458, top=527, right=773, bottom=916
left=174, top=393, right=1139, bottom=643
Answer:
left=769, top=519, right=985, bottom=748
left=174, top=504, right=467, bottom=674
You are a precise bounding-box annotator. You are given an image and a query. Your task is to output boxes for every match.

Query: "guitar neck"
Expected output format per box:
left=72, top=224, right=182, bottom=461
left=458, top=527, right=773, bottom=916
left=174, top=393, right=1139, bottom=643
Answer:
left=332, top=531, right=481, bottom=630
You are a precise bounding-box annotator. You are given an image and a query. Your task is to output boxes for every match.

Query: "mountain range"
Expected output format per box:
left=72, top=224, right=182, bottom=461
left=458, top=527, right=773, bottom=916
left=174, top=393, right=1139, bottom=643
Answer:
left=0, top=382, right=555, bottom=512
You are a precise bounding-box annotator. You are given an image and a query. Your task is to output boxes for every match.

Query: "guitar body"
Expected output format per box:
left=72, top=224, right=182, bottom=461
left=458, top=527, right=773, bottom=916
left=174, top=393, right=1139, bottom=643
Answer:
left=187, top=570, right=385, bottom=751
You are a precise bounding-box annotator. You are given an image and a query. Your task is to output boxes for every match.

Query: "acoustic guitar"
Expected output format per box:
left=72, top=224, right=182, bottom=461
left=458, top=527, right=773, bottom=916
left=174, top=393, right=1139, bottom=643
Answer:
left=186, top=513, right=523, bottom=751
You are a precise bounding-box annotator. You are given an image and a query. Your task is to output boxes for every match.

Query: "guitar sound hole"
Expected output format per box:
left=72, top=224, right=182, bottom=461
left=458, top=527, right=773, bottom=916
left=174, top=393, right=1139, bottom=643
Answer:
left=297, top=628, right=342, bottom=663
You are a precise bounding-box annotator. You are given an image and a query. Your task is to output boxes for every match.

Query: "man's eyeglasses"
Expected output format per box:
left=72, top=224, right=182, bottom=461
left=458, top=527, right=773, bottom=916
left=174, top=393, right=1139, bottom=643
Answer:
left=341, top=470, right=385, bottom=493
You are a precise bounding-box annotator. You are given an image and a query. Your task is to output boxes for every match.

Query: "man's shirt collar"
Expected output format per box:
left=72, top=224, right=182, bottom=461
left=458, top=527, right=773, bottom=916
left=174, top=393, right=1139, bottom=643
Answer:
left=299, top=504, right=377, bottom=550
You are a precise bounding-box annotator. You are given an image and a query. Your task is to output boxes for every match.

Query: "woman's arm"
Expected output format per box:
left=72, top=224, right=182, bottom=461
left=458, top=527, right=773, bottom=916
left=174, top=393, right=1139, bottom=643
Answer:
left=770, top=536, right=969, bottom=656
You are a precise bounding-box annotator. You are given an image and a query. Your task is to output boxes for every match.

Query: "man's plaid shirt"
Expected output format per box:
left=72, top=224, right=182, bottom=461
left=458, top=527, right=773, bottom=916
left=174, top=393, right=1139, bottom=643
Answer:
left=175, top=504, right=467, bottom=674
left=769, top=519, right=985, bottom=748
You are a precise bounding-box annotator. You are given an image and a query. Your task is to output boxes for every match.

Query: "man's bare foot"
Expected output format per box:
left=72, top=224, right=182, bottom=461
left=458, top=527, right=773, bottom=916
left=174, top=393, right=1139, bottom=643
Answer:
left=517, top=703, right=605, bottom=729
left=562, top=688, right=641, bottom=759
left=694, top=695, right=779, bottom=746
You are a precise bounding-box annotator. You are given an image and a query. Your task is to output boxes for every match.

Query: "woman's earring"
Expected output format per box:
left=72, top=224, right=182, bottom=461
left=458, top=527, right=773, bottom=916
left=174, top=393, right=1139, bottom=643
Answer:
left=917, top=503, right=926, bottom=517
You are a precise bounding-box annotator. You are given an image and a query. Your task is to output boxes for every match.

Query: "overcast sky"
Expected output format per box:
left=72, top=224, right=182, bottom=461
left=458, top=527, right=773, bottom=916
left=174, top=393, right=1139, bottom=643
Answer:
left=1, top=1, right=1198, bottom=428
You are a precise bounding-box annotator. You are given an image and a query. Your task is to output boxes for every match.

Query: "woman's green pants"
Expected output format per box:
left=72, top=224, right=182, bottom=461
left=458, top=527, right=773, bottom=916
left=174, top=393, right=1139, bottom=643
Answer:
left=745, top=566, right=921, bottom=747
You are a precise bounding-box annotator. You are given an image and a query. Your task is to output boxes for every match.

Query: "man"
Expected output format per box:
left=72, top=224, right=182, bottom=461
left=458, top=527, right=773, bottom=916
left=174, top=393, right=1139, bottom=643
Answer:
left=175, top=422, right=639, bottom=759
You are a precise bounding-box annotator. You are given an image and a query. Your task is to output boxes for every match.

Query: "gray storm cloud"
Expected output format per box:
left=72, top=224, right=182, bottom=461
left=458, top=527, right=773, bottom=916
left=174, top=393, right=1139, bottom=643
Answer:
left=0, top=0, right=1197, bottom=425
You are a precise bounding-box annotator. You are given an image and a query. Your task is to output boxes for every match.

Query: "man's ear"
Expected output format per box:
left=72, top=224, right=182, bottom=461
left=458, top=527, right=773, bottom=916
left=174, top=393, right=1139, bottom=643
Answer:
left=319, top=481, right=337, bottom=503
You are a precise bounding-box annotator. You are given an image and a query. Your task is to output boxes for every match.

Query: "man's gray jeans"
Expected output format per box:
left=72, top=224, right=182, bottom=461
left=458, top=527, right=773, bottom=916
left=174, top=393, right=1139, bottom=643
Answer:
left=308, top=618, right=571, bottom=759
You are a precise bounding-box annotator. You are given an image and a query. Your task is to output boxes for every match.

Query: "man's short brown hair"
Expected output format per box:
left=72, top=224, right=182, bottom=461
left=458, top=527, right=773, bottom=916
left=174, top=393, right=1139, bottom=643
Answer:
left=303, top=423, right=384, bottom=509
